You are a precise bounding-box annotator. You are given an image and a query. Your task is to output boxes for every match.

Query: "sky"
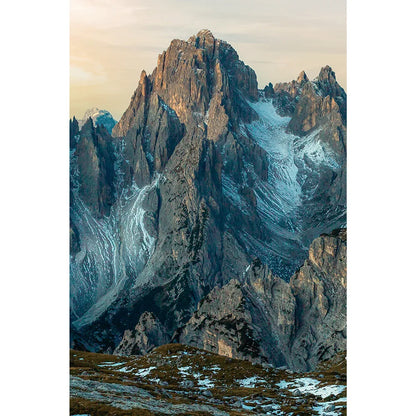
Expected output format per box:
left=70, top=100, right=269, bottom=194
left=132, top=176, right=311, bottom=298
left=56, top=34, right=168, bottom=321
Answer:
left=70, top=0, right=346, bottom=120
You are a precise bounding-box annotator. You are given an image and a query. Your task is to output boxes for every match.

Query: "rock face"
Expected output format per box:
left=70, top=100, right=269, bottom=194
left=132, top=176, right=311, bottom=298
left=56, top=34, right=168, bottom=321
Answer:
left=287, top=66, right=346, bottom=151
left=176, top=229, right=346, bottom=371
left=70, top=30, right=346, bottom=370
left=70, top=117, right=116, bottom=218
left=273, top=70, right=309, bottom=116
left=271, top=67, right=346, bottom=246
left=289, top=228, right=346, bottom=370
left=114, top=312, right=169, bottom=356
left=173, top=279, right=263, bottom=362
left=78, top=108, right=118, bottom=135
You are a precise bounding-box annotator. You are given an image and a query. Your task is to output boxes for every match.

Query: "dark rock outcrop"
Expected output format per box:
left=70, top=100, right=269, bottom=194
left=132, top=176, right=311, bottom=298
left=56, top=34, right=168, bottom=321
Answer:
left=289, top=228, right=346, bottom=370
left=70, top=118, right=116, bottom=217
left=176, top=229, right=346, bottom=371
left=173, top=279, right=264, bottom=362
left=114, top=311, right=169, bottom=356
left=70, top=117, right=79, bottom=149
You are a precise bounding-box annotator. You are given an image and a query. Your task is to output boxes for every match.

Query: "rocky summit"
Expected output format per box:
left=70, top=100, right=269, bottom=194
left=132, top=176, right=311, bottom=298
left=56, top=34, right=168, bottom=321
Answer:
left=70, top=29, right=346, bottom=374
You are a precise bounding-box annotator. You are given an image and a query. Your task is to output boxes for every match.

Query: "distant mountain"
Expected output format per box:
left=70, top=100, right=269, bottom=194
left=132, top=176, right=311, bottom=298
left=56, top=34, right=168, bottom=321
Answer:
left=77, top=108, right=117, bottom=134
left=70, top=29, right=346, bottom=370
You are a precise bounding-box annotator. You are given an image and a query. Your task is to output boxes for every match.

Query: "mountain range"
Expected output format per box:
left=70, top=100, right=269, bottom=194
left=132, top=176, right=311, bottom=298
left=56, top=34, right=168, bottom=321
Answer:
left=70, top=29, right=346, bottom=372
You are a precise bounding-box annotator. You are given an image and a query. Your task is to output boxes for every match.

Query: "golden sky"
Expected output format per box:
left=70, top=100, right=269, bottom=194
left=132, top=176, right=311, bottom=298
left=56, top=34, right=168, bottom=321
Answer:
left=70, top=0, right=346, bottom=120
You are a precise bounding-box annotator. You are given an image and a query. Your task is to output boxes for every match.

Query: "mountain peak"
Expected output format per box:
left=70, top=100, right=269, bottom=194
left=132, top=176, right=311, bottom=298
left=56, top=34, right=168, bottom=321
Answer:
left=297, top=70, right=309, bottom=84
left=78, top=108, right=117, bottom=134
left=188, top=29, right=217, bottom=51
left=139, top=70, right=149, bottom=97
left=318, top=65, right=336, bottom=83
left=139, top=70, right=147, bottom=83
left=82, top=107, right=101, bottom=119
left=196, top=29, right=215, bottom=40
left=315, top=65, right=346, bottom=118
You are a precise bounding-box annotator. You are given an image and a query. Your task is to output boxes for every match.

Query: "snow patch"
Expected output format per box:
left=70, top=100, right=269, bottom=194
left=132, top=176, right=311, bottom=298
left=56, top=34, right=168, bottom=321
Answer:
left=117, top=367, right=134, bottom=373
left=236, top=376, right=266, bottom=388
left=98, top=361, right=127, bottom=368
left=136, top=366, right=156, bottom=377
left=178, top=366, right=192, bottom=375
left=312, top=397, right=347, bottom=415
left=279, top=377, right=346, bottom=399
left=197, top=378, right=215, bottom=389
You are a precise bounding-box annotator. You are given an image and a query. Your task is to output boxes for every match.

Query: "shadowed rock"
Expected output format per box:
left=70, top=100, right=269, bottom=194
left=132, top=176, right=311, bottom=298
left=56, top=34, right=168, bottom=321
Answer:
left=114, top=311, right=169, bottom=356
left=176, top=230, right=347, bottom=371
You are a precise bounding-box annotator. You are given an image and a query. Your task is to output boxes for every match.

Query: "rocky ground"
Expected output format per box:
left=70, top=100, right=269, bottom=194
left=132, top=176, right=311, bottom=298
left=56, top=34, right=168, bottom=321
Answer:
left=70, top=344, right=346, bottom=416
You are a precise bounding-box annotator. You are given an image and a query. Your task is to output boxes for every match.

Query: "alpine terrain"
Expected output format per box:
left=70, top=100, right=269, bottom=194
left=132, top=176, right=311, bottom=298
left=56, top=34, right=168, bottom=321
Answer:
left=70, top=344, right=346, bottom=415
left=70, top=29, right=346, bottom=376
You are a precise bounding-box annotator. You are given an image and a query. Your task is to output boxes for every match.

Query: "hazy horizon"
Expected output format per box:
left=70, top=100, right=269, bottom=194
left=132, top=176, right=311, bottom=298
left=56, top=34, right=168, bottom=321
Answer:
left=71, top=0, right=346, bottom=121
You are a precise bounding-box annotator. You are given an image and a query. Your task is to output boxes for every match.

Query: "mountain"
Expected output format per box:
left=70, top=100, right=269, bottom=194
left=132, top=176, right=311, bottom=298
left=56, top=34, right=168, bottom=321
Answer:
left=70, top=29, right=346, bottom=370
left=77, top=108, right=118, bottom=134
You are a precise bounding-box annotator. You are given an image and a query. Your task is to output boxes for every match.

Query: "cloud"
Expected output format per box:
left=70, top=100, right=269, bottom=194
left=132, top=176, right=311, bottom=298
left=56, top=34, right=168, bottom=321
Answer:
left=70, top=65, right=107, bottom=85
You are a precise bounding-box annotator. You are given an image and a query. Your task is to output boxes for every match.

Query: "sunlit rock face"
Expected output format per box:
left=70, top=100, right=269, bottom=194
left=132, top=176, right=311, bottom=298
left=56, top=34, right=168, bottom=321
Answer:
left=70, top=30, right=346, bottom=368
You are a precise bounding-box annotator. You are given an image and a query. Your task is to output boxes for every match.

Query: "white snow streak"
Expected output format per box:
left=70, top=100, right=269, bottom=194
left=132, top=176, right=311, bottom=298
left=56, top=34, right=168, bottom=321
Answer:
left=71, top=176, right=160, bottom=328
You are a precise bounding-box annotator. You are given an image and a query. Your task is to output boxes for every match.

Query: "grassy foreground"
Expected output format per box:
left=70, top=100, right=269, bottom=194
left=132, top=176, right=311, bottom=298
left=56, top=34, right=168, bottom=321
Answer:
left=70, top=343, right=346, bottom=415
